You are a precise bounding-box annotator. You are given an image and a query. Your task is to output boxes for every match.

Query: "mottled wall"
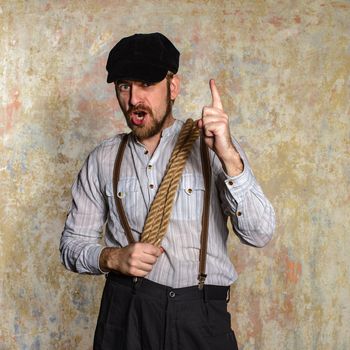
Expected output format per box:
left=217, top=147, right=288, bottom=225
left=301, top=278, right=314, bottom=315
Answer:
left=1, top=0, right=349, bottom=349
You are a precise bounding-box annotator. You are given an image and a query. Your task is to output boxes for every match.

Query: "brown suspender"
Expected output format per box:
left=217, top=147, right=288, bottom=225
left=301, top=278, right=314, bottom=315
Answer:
left=112, top=132, right=211, bottom=289
left=198, top=135, right=211, bottom=289
left=112, top=134, right=136, bottom=245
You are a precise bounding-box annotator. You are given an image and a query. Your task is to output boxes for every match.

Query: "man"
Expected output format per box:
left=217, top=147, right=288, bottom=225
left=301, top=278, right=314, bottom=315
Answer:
left=60, top=32, right=275, bottom=350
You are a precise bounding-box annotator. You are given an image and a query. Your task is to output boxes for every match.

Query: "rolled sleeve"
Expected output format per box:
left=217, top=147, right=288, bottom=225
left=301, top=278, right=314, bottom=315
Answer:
left=216, top=143, right=275, bottom=248
left=221, top=157, right=254, bottom=202
left=60, top=148, right=107, bottom=274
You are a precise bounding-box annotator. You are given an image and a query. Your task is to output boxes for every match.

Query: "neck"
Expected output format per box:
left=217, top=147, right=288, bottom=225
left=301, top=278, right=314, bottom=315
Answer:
left=139, top=115, right=175, bottom=155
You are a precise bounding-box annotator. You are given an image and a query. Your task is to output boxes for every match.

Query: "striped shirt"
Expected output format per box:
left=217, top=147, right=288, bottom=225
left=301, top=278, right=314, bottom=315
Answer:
left=60, top=120, right=275, bottom=287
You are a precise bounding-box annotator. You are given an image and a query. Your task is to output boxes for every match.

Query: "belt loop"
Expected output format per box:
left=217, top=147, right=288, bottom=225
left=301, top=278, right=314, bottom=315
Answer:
left=132, top=277, right=138, bottom=294
left=132, top=277, right=143, bottom=293
left=226, top=286, right=231, bottom=304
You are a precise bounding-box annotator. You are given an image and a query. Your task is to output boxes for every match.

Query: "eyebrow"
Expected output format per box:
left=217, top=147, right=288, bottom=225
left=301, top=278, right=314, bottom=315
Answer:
left=116, top=79, right=156, bottom=85
left=115, top=80, right=130, bottom=85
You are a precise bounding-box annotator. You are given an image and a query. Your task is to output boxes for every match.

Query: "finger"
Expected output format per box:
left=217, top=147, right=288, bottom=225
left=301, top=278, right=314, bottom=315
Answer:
left=139, top=253, right=158, bottom=265
left=203, top=122, right=228, bottom=139
left=127, top=254, right=156, bottom=273
left=135, top=243, right=163, bottom=257
left=143, top=245, right=163, bottom=257
left=202, top=107, right=227, bottom=120
left=204, top=128, right=215, bottom=138
left=129, top=263, right=153, bottom=276
left=136, top=261, right=155, bottom=272
left=209, top=79, right=223, bottom=110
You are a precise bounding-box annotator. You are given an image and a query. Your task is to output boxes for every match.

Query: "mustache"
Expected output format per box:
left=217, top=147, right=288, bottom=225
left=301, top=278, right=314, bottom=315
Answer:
left=127, top=104, right=152, bottom=116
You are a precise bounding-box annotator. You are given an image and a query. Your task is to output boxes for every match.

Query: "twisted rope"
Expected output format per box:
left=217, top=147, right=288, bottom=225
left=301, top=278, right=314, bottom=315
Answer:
left=141, top=119, right=200, bottom=246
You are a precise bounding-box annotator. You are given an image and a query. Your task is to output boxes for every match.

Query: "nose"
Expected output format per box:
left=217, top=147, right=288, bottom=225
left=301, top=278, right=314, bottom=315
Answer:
left=129, top=84, right=143, bottom=107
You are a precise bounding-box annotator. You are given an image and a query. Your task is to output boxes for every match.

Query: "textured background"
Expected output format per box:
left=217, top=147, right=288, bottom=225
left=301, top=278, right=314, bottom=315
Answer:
left=1, top=1, right=349, bottom=349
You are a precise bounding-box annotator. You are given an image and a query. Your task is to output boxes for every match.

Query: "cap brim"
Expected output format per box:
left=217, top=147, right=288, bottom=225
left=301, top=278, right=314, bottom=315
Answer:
left=107, top=61, right=168, bottom=83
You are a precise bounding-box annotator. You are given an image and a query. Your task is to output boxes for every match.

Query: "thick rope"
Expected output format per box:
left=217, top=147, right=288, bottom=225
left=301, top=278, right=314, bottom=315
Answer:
left=141, top=119, right=200, bottom=246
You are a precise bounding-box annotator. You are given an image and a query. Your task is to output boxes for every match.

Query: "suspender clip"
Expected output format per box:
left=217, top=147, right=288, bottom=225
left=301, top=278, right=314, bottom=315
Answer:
left=198, top=273, right=207, bottom=290
left=226, top=286, right=231, bottom=303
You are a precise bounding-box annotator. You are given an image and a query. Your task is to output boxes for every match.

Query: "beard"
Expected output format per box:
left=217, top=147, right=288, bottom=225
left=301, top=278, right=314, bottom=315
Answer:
left=122, top=83, right=173, bottom=140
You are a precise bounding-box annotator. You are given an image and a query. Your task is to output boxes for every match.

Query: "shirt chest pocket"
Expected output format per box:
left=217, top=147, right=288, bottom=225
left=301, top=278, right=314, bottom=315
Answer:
left=106, top=178, right=145, bottom=230
left=172, top=174, right=206, bottom=221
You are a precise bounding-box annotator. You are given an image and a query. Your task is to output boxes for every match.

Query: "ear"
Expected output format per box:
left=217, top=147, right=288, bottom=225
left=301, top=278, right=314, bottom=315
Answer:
left=169, top=74, right=180, bottom=100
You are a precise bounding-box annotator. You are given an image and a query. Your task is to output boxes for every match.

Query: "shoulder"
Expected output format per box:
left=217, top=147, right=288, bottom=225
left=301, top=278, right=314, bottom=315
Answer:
left=88, top=133, right=129, bottom=162
left=77, top=133, right=129, bottom=184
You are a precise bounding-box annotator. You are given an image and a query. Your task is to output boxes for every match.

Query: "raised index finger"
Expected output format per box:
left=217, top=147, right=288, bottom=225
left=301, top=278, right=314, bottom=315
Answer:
left=209, top=79, right=223, bottom=110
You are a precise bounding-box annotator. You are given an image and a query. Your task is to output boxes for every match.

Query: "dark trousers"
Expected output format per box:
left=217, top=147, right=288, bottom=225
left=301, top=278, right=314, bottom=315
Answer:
left=94, top=273, right=238, bottom=350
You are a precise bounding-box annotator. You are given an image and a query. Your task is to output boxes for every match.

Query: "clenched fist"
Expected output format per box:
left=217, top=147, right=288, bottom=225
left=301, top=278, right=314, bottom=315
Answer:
left=99, top=243, right=164, bottom=277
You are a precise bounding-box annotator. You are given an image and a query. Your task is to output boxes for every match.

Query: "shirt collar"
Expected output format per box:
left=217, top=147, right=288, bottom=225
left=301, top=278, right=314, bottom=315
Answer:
left=161, top=119, right=183, bottom=138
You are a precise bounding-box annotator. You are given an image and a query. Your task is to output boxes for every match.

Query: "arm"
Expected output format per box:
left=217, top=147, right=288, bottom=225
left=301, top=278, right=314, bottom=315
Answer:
left=60, top=150, right=107, bottom=274
left=60, top=145, right=163, bottom=275
left=215, top=140, right=275, bottom=247
left=198, top=79, right=275, bottom=247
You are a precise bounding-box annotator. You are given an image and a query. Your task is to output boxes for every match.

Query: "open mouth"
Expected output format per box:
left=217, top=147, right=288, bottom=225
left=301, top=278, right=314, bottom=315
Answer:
left=130, top=109, right=148, bottom=126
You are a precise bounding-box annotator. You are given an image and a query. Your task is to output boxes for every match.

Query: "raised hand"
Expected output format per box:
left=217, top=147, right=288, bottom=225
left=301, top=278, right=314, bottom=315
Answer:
left=197, top=79, right=243, bottom=176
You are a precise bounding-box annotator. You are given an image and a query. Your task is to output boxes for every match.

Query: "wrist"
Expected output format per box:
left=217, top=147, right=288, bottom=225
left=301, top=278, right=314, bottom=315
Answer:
left=99, top=247, right=114, bottom=273
left=220, top=149, right=244, bottom=177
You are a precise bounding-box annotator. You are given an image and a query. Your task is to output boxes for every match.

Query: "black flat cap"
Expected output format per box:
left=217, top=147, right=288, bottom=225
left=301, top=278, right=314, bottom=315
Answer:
left=106, top=32, right=180, bottom=83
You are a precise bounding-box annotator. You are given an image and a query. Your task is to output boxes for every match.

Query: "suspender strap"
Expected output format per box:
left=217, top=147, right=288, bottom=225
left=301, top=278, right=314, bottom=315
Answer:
left=113, top=133, right=135, bottom=244
left=198, top=136, right=211, bottom=289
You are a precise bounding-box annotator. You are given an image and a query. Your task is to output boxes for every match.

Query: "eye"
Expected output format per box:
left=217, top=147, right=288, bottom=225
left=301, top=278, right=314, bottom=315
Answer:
left=117, top=83, right=130, bottom=92
left=142, top=82, right=154, bottom=88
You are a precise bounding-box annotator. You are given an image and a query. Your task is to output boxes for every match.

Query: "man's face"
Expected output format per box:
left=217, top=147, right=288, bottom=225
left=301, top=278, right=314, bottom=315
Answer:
left=115, top=76, right=178, bottom=140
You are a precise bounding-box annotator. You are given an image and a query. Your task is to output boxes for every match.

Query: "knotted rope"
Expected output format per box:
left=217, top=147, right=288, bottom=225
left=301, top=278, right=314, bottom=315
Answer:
left=141, top=118, right=200, bottom=246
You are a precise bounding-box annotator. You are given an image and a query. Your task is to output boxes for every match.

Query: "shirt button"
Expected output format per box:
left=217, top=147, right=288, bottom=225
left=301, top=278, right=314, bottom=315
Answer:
left=237, top=211, right=242, bottom=217
left=149, top=184, right=154, bottom=189
left=228, top=180, right=234, bottom=186
left=144, top=150, right=149, bottom=155
left=169, top=291, right=176, bottom=298
left=148, top=164, right=153, bottom=169
left=117, top=191, right=125, bottom=198
left=185, top=188, right=193, bottom=195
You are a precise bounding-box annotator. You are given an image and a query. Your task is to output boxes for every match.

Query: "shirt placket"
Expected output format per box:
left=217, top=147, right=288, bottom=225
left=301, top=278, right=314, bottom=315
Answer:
left=131, top=129, right=177, bottom=213
left=132, top=143, right=161, bottom=212
left=146, top=158, right=158, bottom=205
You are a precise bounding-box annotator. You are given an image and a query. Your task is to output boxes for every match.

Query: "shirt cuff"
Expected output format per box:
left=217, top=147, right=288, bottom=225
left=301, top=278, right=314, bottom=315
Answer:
left=97, top=246, right=110, bottom=274
left=75, top=244, right=106, bottom=275
left=220, top=158, right=254, bottom=202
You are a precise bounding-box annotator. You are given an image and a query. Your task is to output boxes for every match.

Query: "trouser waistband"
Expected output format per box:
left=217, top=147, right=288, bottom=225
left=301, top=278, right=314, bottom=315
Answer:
left=107, top=273, right=230, bottom=302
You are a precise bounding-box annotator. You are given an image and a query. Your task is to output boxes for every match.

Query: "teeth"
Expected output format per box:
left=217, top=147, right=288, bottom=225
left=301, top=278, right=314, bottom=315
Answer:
left=134, top=111, right=145, bottom=119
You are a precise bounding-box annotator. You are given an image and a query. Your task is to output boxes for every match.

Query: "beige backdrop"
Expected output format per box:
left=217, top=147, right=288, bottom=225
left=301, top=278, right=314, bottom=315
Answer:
left=1, top=1, right=349, bottom=349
